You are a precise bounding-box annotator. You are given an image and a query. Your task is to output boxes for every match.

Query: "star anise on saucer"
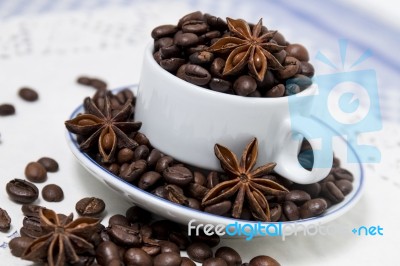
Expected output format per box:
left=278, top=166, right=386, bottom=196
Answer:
left=202, top=138, right=288, bottom=221
left=22, top=208, right=100, bottom=266
left=208, top=17, right=284, bottom=81
left=65, top=95, right=142, bottom=162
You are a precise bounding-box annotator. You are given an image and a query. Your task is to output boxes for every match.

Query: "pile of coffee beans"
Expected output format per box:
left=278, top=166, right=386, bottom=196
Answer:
left=9, top=204, right=282, bottom=265
left=151, top=11, right=314, bottom=97
left=71, top=87, right=354, bottom=222
left=5, top=157, right=63, bottom=207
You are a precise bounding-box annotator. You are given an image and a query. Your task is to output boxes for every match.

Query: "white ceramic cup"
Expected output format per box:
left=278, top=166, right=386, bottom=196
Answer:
left=135, top=43, right=332, bottom=184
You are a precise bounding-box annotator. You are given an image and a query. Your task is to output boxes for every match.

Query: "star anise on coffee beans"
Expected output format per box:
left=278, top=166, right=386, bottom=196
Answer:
left=208, top=18, right=284, bottom=81
left=22, top=208, right=100, bottom=266
left=65, top=95, right=142, bottom=162
left=202, top=138, right=288, bottom=221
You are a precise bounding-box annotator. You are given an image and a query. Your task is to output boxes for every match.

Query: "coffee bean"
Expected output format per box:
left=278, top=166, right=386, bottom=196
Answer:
left=193, top=171, right=206, bottom=186
left=174, top=32, right=199, bottom=47
left=182, top=20, right=208, bottom=34
left=210, top=57, right=226, bottom=78
left=204, top=14, right=227, bottom=31
left=96, top=241, right=121, bottom=266
left=181, top=257, right=196, bottom=266
left=147, top=149, right=162, bottom=168
left=133, top=145, right=150, bottom=161
left=109, top=214, right=130, bottom=227
left=37, top=157, right=59, bottom=172
left=286, top=74, right=312, bottom=90
left=21, top=204, right=45, bottom=217
left=206, top=171, right=219, bottom=189
left=6, top=179, right=39, bottom=203
left=334, top=179, right=353, bottom=196
left=0, top=208, right=11, bottom=232
left=189, top=51, right=214, bottom=65
left=75, top=197, right=105, bottom=217
left=291, top=183, right=321, bottom=198
left=233, top=75, right=257, bottom=96
left=18, top=87, right=39, bottom=102
left=25, top=162, right=47, bottom=183
left=9, top=237, right=34, bottom=257
left=22, top=216, right=41, bottom=234
left=276, top=56, right=300, bottom=79
left=181, top=64, right=211, bottom=86
left=299, top=61, right=315, bottom=77
left=159, top=240, right=180, bottom=254
left=155, top=156, right=174, bottom=173
left=285, top=43, right=309, bottom=62
left=117, top=148, right=134, bottom=164
left=283, top=201, right=299, bottom=221
left=139, top=171, right=162, bottom=190
left=152, top=25, right=178, bottom=39
left=160, top=44, right=181, bottom=59
left=187, top=242, right=213, bottom=263
left=125, top=206, right=151, bottom=224
left=265, top=84, right=285, bottom=97
left=154, top=51, right=163, bottom=64
left=107, top=224, right=142, bottom=246
left=321, top=181, right=345, bottom=203
left=332, top=168, right=354, bottom=182
left=120, top=160, right=147, bottom=183
left=187, top=183, right=209, bottom=200
left=272, top=31, right=286, bottom=46
left=154, top=252, right=182, bottom=266
left=187, top=198, right=201, bottom=210
left=204, top=200, right=231, bottom=215
left=300, top=198, right=328, bottom=219
left=273, top=49, right=287, bottom=64
left=249, top=255, right=281, bottom=266
left=215, top=246, right=242, bottom=266
left=270, top=203, right=282, bottom=222
left=42, top=184, right=64, bottom=202
left=0, top=103, right=16, bottom=116
left=142, top=245, right=161, bottom=256
left=124, top=248, right=153, bottom=266
left=178, top=11, right=204, bottom=28
left=285, top=83, right=301, bottom=96
left=203, top=258, right=229, bottom=266
left=163, top=166, right=193, bottom=186
left=285, top=190, right=311, bottom=205
left=153, top=185, right=169, bottom=199
left=209, top=78, right=232, bottom=93
left=160, top=58, right=186, bottom=72
left=155, top=37, right=174, bottom=50
left=166, top=184, right=188, bottom=205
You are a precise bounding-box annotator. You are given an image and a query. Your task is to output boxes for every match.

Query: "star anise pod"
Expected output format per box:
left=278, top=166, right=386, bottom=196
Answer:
left=202, top=138, right=288, bottom=221
left=22, top=208, right=100, bottom=266
left=65, top=95, right=142, bottom=162
left=208, top=17, right=284, bottom=81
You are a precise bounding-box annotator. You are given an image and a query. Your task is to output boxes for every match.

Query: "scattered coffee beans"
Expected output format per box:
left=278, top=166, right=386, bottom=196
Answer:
left=37, top=157, right=59, bottom=172
left=42, top=184, right=64, bottom=202
left=0, top=103, right=15, bottom=116
left=24, top=162, right=47, bottom=183
left=18, top=87, right=39, bottom=102
left=75, top=197, right=106, bottom=217
left=0, top=208, right=11, bottom=232
left=6, top=179, right=39, bottom=203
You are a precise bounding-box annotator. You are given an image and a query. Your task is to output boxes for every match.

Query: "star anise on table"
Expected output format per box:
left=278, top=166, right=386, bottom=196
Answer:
left=208, top=17, right=285, bottom=81
left=202, top=138, right=288, bottom=222
left=22, top=208, right=100, bottom=266
left=65, top=95, right=142, bottom=162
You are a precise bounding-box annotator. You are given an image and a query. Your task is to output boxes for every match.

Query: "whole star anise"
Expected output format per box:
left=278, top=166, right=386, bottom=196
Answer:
left=22, top=208, right=100, bottom=266
left=208, top=17, right=284, bottom=81
left=65, top=95, right=142, bottom=162
left=202, top=138, right=288, bottom=221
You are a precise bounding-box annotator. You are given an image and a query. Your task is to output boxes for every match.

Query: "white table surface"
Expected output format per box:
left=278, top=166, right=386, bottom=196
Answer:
left=1, top=1, right=399, bottom=265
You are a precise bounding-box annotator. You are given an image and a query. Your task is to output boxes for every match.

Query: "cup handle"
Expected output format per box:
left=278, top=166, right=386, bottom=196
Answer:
left=274, top=117, right=333, bottom=184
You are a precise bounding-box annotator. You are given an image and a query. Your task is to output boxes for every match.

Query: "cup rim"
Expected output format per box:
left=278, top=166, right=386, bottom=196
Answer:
left=146, top=42, right=317, bottom=103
